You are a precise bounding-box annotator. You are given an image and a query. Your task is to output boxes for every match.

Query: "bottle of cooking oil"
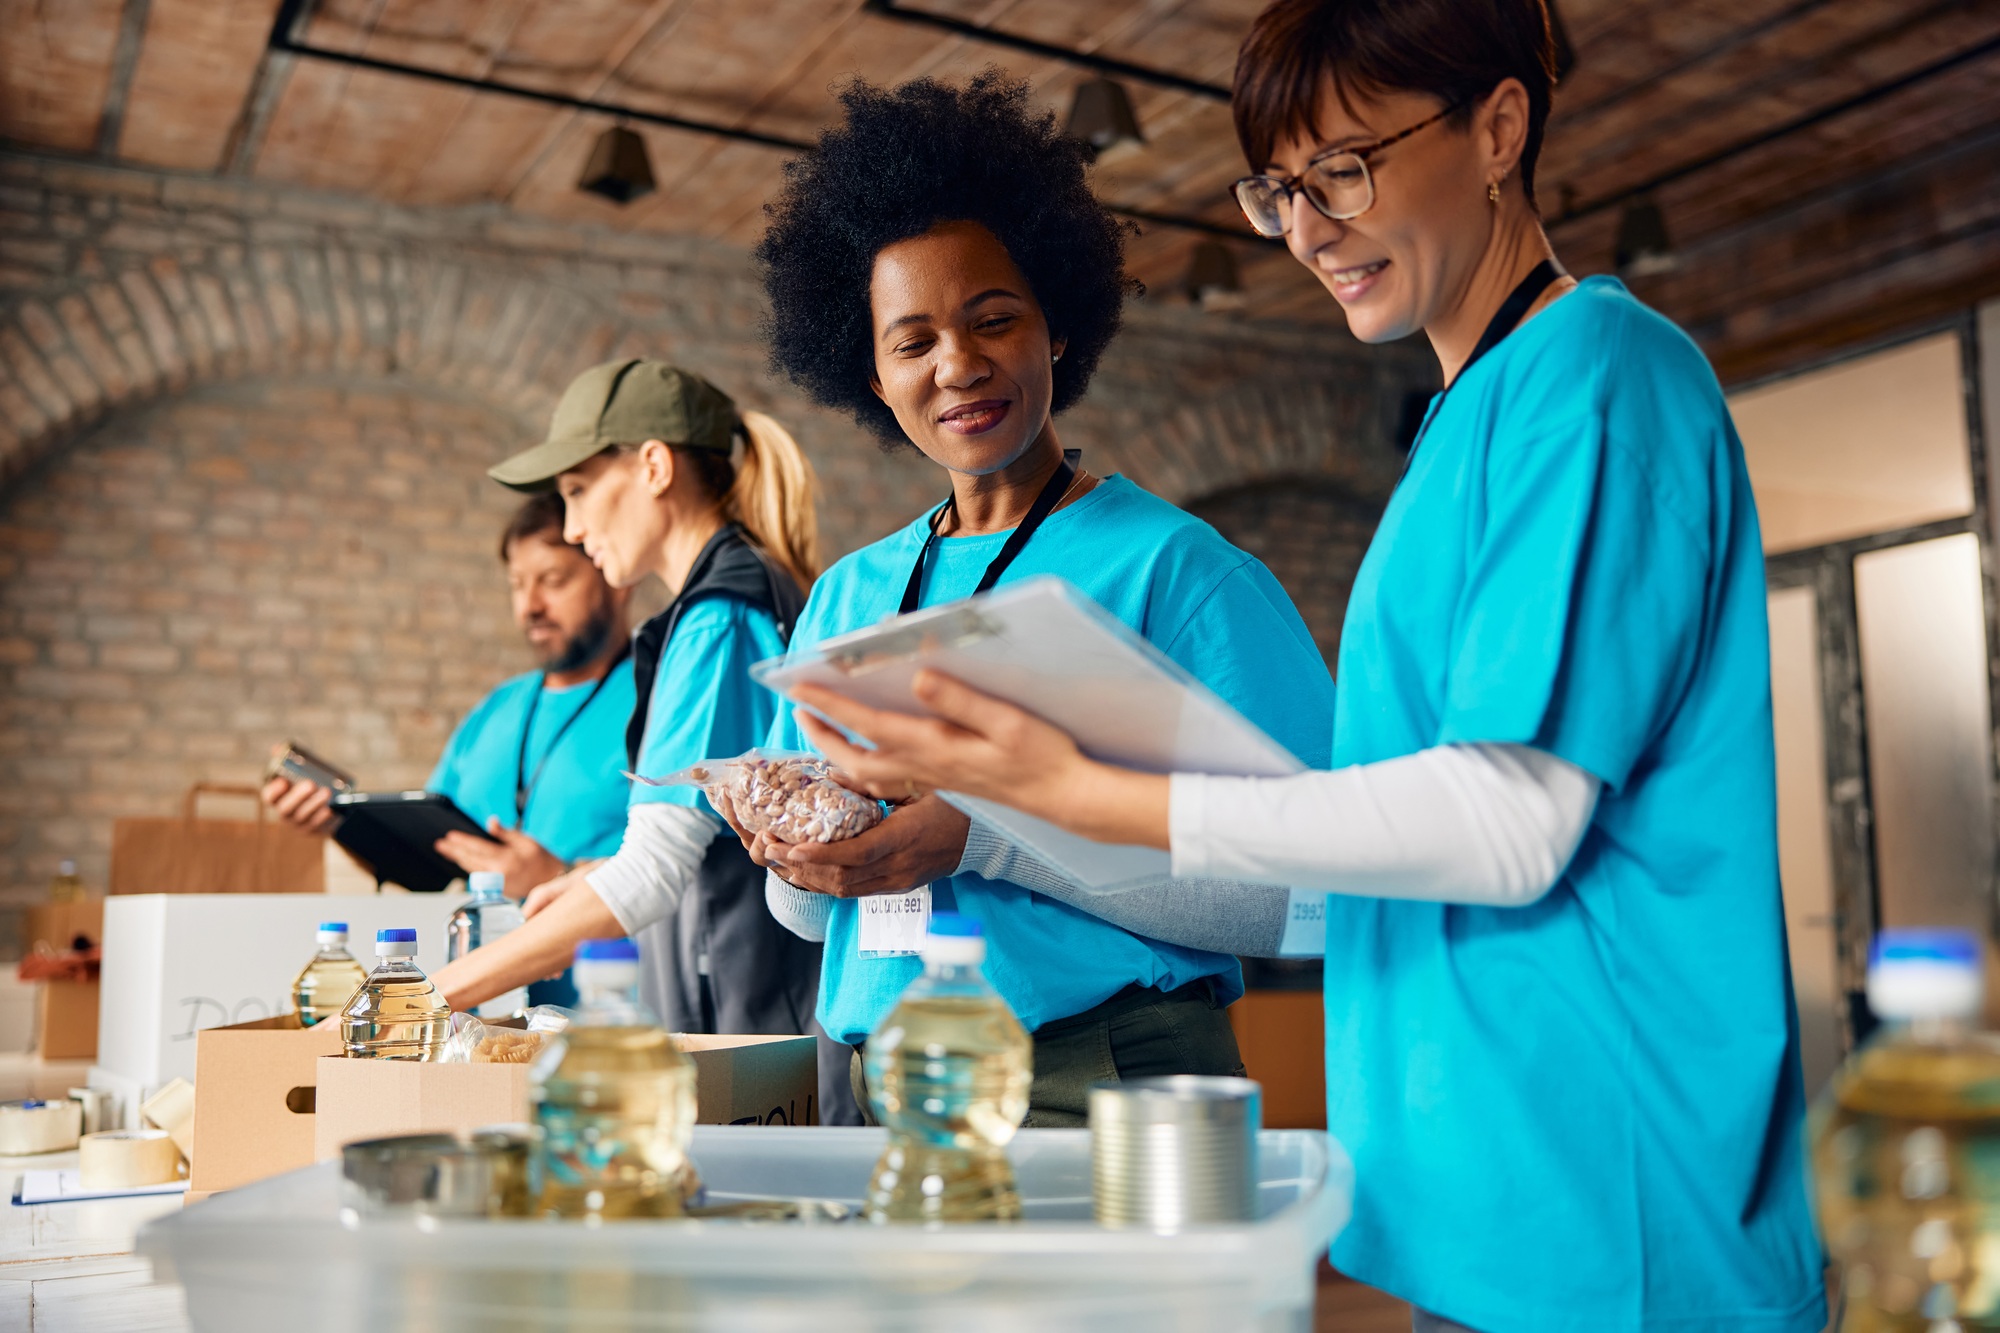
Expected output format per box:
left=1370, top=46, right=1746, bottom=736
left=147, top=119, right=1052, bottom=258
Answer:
left=292, top=921, right=367, bottom=1028
left=49, top=859, right=85, bottom=903
left=532, top=938, right=697, bottom=1220
left=1810, top=928, right=2000, bottom=1331
left=339, top=928, right=450, bottom=1060
left=863, top=913, right=1031, bottom=1224
left=447, top=871, right=529, bottom=1019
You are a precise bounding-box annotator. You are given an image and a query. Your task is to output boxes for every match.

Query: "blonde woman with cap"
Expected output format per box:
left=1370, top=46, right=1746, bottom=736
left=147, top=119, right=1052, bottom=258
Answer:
left=431, top=360, right=830, bottom=1064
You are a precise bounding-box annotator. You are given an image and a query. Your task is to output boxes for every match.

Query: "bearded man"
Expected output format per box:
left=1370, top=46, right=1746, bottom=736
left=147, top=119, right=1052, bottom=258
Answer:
left=264, top=493, right=636, bottom=909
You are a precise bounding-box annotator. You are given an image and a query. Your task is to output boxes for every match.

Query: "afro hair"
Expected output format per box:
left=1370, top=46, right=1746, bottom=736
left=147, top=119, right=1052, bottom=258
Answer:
left=755, top=71, right=1135, bottom=450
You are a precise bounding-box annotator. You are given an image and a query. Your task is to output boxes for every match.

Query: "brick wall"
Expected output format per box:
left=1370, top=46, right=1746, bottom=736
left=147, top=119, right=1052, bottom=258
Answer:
left=1190, top=478, right=1389, bottom=668
left=0, top=150, right=1430, bottom=907
left=1, top=382, right=526, bottom=881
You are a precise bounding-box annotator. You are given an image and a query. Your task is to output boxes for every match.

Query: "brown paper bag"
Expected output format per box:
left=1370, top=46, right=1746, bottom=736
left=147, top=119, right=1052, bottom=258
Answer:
left=110, top=783, right=325, bottom=895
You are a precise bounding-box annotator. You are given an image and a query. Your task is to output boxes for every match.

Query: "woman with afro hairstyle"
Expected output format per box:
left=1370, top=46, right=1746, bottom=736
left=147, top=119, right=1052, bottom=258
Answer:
left=743, top=72, right=1336, bottom=1125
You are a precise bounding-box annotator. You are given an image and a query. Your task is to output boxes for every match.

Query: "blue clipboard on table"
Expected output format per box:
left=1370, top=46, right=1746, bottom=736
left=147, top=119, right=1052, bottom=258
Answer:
left=750, top=577, right=1306, bottom=891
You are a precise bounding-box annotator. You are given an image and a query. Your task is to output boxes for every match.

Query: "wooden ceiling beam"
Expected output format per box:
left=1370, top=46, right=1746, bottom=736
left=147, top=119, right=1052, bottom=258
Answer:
left=1629, top=123, right=2000, bottom=383
left=91, top=0, right=152, bottom=157
left=1550, top=21, right=2000, bottom=228
left=860, top=0, right=1232, bottom=100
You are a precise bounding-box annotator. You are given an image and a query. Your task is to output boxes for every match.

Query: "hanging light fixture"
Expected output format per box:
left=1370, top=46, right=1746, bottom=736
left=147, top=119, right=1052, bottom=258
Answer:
left=578, top=125, right=656, bottom=205
left=1183, top=240, right=1246, bottom=314
left=1064, top=78, right=1146, bottom=164
left=1614, top=196, right=1677, bottom=277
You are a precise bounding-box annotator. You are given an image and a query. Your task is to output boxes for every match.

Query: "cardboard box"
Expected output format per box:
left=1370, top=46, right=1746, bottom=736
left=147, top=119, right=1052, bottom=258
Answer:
left=96, top=892, right=465, bottom=1101
left=24, top=898, right=104, bottom=953
left=679, top=1033, right=822, bottom=1128
left=1228, top=989, right=1326, bottom=1130
left=38, top=978, right=99, bottom=1059
left=186, top=1015, right=344, bottom=1195
left=313, top=1033, right=819, bottom=1161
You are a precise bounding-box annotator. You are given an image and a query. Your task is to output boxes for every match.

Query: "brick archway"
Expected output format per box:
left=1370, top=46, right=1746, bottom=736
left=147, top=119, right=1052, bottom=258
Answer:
left=0, top=246, right=665, bottom=489
left=0, top=155, right=1435, bottom=511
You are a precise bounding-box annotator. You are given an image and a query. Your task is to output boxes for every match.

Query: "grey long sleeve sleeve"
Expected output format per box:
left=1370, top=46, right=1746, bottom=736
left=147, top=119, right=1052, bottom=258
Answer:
left=954, top=817, right=1294, bottom=957
left=765, top=871, right=834, bottom=943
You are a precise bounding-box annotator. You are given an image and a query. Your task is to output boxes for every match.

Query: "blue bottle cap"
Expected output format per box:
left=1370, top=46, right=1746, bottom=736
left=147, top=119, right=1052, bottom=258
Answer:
left=1869, top=928, right=1983, bottom=1022
left=927, top=913, right=982, bottom=938
left=576, top=938, right=640, bottom=962
left=377, top=928, right=417, bottom=943
left=318, top=922, right=348, bottom=933
left=1871, top=929, right=1980, bottom=967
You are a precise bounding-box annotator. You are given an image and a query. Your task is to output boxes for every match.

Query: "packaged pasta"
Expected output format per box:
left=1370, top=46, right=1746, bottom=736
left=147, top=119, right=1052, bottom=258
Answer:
left=439, top=1005, right=572, bottom=1064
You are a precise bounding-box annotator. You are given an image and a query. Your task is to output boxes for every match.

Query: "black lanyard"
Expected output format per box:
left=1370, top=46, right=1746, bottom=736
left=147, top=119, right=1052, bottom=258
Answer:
left=514, top=641, right=629, bottom=826
left=900, top=449, right=1080, bottom=615
left=1403, top=258, right=1567, bottom=471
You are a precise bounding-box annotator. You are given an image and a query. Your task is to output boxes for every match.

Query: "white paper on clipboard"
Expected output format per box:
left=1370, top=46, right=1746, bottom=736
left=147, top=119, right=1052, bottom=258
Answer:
left=751, top=577, right=1306, bottom=889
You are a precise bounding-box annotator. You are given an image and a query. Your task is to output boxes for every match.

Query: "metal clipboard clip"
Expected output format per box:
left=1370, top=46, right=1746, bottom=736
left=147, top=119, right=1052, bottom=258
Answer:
left=818, top=605, right=1002, bottom=676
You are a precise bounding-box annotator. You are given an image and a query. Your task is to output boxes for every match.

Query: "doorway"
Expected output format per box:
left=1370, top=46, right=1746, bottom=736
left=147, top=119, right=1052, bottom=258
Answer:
left=1743, top=311, right=2000, bottom=1094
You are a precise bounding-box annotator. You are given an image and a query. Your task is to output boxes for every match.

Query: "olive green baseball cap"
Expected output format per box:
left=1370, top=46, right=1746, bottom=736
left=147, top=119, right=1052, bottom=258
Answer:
left=488, top=359, right=738, bottom=491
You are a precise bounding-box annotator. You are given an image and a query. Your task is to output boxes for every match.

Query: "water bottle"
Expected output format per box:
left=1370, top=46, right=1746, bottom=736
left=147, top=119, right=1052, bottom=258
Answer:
left=49, top=859, right=85, bottom=903
left=1811, top=928, right=2000, bottom=1330
left=864, top=913, right=1031, bottom=1223
left=291, top=921, right=367, bottom=1028
left=447, top=871, right=529, bottom=1018
left=532, top=938, right=697, bottom=1219
left=339, top=928, right=451, bottom=1060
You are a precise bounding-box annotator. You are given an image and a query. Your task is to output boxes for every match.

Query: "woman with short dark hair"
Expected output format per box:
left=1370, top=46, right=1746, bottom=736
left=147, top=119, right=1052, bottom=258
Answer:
left=785, top=2, right=1825, bottom=1329
left=746, top=73, right=1337, bottom=1126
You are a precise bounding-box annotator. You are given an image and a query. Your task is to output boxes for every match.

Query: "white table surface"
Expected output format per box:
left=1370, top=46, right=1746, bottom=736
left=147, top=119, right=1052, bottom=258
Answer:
left=0, top=1055, right=191, bottom=1331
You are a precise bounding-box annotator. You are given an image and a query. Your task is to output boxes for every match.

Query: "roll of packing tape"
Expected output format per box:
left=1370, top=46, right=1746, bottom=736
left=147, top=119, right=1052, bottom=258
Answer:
left=141, top=1077, right=196, bottom=1161
left=0, top=1098, right=82, bottom=1155
left=79, top=1129, right=183, bottom=1189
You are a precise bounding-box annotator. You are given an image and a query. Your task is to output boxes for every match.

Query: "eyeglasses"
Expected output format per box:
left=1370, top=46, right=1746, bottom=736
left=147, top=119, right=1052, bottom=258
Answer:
left=1232, top=102, right=1465, bottom=238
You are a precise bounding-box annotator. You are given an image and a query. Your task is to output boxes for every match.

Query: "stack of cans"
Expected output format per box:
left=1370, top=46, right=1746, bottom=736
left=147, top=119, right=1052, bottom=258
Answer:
left=1088, top=1075, right=1261, bottom=1230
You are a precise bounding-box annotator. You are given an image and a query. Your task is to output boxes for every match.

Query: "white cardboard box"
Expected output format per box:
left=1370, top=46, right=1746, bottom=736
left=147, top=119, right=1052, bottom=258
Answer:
left=95, top=893, right=465, bottom=1104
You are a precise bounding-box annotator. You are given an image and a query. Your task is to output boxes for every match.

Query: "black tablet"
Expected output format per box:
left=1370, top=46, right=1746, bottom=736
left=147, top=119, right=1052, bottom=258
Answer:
left=329, top=790, right=497, bottom=894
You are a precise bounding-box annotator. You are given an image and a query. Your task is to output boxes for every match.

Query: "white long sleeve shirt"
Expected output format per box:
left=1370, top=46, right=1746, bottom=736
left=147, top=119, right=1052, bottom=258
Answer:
left=585, top=803, right=719, bottom=934
left=764, top=743, right=1600, bottom=956
left=1170, top=742, right=1599, bottom=904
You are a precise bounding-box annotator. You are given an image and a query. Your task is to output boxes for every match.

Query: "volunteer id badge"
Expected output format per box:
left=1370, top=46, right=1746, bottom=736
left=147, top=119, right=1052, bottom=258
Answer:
left=859, top=884, right=931, bottom=957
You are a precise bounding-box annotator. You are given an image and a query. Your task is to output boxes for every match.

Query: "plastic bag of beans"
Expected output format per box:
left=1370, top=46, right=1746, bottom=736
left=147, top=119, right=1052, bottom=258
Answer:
left=631, top=749, right=884, bottom=844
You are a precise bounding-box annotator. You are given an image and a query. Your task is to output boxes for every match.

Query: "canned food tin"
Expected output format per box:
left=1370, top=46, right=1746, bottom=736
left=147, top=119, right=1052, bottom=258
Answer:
left=1089, top=1075, right=1260, bottom=1229
left=340, top=1128, right=531, bottom=1221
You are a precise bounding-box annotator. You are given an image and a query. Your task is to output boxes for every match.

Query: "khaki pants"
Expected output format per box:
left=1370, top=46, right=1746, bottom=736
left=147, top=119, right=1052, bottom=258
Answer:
left=850, top=979, right=1246, bottom=1128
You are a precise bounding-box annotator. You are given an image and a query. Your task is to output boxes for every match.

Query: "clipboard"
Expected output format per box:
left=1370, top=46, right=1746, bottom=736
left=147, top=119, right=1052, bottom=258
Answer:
left=751, top=577, right=1306, bottom=889
left=329, top=791, right=495, bottom=893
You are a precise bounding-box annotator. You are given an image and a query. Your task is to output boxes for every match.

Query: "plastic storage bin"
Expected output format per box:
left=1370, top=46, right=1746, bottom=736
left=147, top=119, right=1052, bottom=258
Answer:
left=139, top=1124, right=1349, bottom=1332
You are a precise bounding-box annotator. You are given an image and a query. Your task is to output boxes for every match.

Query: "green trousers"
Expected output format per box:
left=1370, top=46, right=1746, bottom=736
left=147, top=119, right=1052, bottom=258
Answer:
left=850, top=979, right=1246, bottom=1129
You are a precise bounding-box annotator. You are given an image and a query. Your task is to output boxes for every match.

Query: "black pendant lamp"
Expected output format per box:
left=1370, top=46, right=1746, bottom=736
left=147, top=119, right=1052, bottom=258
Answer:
left=1065, top=78, right=1146, bottom=164
left=1184, top=240, right=1246, bottom=314
left=1613, top=197, right=1677, bottom=278
left=579, top=125, right=657, bottom=205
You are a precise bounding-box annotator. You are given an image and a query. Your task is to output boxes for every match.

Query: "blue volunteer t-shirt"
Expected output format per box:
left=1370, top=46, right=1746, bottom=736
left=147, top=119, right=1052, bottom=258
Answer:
left=774, top=475, right=1336, bottom=1044
left=427, top=656, right=636, bottom=864
left=629, top=597, right=788, bottom=815
left=1323, top=277, right=1823, bottom=1332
